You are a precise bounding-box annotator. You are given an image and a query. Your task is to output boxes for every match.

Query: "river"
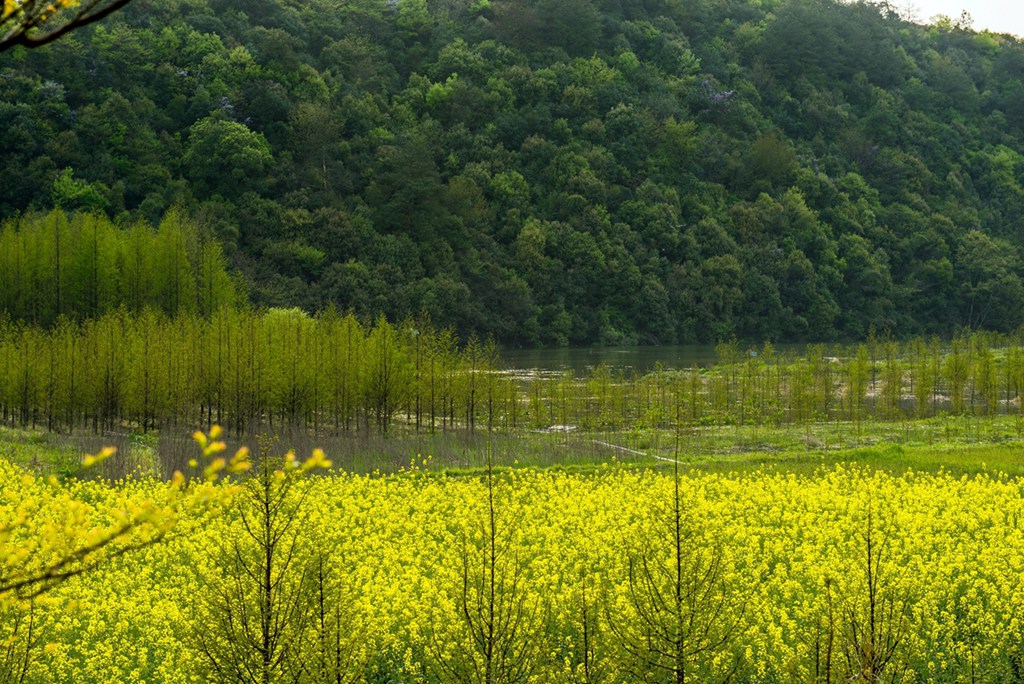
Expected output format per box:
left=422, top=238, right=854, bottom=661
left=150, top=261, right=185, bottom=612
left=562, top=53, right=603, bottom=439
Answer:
left=498, top=344, right=809, bottom=375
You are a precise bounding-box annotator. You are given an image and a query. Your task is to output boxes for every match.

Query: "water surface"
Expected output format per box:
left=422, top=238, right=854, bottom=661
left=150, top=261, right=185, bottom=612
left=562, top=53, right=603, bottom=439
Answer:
left=499, top=344, right=808, bottom=375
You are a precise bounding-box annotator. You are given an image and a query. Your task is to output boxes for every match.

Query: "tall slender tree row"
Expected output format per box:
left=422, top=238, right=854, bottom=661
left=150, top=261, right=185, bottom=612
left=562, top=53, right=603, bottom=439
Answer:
left=2, top=303, right=1024, bottom=436
left=516, top=332, right=1024, bottom=434
left=0, top=308, right=507, bottom=435
left=0, top=209, right=238, bottom=325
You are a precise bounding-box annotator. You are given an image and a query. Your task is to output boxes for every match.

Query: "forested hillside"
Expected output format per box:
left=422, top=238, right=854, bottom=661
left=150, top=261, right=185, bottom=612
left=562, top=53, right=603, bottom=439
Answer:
left=1, top=0, right=1023, bottom=345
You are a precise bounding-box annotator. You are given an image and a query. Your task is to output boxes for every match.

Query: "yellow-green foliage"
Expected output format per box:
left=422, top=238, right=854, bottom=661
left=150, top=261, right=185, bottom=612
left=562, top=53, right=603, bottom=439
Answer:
left=0, top=307, right=507, bottom=435
left=0, top=209, right=237, bottom=325
left=7, top=462, right=1024, bottom=682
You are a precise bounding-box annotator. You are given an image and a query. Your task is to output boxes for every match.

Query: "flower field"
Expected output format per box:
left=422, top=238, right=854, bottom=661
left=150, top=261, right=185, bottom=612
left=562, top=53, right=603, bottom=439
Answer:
left=3, top=455, right=1023, bottom=683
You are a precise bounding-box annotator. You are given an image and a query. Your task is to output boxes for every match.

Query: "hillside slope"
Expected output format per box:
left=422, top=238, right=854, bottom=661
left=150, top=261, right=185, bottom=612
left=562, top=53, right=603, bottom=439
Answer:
left=1, top=0, right=1023, bottom=344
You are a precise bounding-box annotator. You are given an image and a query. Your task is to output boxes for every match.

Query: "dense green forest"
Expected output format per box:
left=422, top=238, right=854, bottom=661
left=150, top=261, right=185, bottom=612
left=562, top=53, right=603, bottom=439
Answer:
left=1, top=0, right=1023, bottom=345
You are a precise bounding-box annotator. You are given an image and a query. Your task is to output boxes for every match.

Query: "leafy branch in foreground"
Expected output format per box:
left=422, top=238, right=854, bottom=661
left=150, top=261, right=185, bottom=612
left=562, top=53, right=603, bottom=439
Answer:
left=0, top=0, right=134, bottom=51
left=0, top=425, right=249, bottom=604
left=0, top=424, right=251, bottom=682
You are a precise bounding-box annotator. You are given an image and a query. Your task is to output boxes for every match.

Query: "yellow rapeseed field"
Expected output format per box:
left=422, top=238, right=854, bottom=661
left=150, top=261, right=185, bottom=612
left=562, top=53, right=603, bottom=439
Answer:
left=5, top=459, right=1024, bottom=683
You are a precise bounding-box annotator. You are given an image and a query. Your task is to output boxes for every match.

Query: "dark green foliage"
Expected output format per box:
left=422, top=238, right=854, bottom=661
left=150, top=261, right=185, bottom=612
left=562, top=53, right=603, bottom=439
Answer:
left=3, top=0, right=1024, bottom=343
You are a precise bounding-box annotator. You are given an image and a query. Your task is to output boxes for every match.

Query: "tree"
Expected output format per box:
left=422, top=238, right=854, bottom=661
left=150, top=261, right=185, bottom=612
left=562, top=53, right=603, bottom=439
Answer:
left=429, top=446, right=542, bottom=684
left=611, top=454, right=746, bottom=683
left=196, top=449, right=309, bottom=683
left=0, top=0, right=133, bottom=52
left=183, top=118, right=274, bottom=198
left=957, top=230, right=1024, bottom=331
left=300, top=551, right=366, bottom=684
left=817, top=503, right=912, bottom=684
left=361, top=316, right=411, bottom=432
left=194, top=438, right=331, bottom=684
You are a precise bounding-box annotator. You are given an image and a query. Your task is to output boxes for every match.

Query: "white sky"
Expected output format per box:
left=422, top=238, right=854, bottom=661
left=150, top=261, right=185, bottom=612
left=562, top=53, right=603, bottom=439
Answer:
left=903, top=0, right=1024, bottom=38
